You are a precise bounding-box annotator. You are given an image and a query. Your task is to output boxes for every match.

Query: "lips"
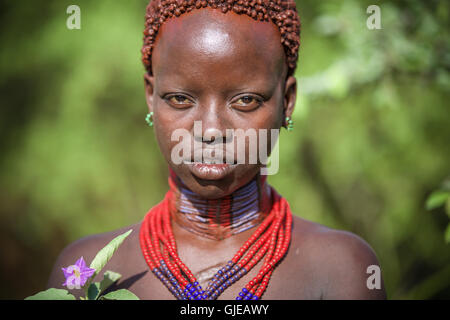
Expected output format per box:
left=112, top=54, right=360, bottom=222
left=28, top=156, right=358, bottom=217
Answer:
left=180, top=146, right=239, bottom=180
left=184, top=160, right=238, bottom=180
left=183, top=151, right=238, bottom=165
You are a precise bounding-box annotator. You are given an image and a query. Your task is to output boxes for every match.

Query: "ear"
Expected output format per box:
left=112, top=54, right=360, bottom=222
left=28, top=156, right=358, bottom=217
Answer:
left=282, top=75, right=297, bottom=127
left=144, top=72, right=155, bottom=113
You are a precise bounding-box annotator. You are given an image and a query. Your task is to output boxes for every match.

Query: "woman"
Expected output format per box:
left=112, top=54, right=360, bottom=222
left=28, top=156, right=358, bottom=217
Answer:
left=47, top=0, right=387, bottom=300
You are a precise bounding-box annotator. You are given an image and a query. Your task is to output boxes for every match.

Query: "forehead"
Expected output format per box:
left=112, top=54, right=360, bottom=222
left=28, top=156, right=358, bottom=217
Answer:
left=151, top=8, right=287, bottom=87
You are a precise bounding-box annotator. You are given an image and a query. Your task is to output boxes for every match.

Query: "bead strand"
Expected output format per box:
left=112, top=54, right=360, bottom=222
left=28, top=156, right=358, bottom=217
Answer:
left=141, top=205, right=185, bottom=298
left=208, top=194, right=281, bottom=299
left=158, top=201, right=188, bottom=284
left=206, top=218, right=275, bottom=298
left=231, top=210, right=276, bottom=263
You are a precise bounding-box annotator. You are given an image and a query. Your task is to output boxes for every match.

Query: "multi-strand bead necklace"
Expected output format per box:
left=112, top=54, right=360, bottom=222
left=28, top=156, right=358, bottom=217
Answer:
left=139, top=171, right=292, bottom=300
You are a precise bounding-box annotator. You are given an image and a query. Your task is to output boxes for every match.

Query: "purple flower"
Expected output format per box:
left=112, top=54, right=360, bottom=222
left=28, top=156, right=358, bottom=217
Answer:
left=62, top=257, right=95, bottom=289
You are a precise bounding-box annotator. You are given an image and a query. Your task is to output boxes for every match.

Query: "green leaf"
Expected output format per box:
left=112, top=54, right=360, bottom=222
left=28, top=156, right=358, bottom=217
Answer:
left=100, top=289, right=139, bottom=300
left=25, top=288, right=76, bottom=300
left=89, top=229, right=132, bottom=279
left=445, top=224, right=450, bottom=244
left=100, top=271, right=122, bottom=293
left=86, top=271, right=122, bottom=300
left=87, top=282, right=101, bottom=300
left=425, top=190, right=450, bottom=211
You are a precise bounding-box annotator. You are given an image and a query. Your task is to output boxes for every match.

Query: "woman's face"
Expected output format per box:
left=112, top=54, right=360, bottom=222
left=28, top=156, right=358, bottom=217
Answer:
left=145, top=8, right=297, bottom=199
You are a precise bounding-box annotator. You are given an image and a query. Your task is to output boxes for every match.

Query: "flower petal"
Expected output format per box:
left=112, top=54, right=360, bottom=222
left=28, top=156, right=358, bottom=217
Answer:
left=81, top=267, right=96, bottom=277
left=61, top=267, right=70, bottom=279
left=62, top=257, right=94, bottom=289
left=63, top=275, right=77, bottom=288
left=75, top=256, right=86, bottom=269
left=74, top=276, right=82, bottom=288
left=62, top=265, right=76, bottom=278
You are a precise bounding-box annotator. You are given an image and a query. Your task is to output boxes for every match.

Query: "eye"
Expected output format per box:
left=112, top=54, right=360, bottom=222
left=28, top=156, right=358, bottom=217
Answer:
left=238, top=96, right=254, bottom=104
left=231, top=95, right=263, bottom=111
left=165, top=94, right=193, bottom=108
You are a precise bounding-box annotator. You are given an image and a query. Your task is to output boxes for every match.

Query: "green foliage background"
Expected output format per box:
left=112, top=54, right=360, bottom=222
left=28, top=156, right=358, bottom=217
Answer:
left=0, top=0, right=449, bottom=299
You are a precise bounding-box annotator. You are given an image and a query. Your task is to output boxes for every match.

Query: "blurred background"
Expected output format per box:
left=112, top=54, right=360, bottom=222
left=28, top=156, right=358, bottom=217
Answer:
left=0, top=0, right=449, bottom=299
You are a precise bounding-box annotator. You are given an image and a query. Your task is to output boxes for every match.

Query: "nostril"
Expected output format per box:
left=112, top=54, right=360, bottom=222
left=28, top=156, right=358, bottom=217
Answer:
left=202, top=127, right=225, bottom=143
left=202, top=135, right=214, bottom=143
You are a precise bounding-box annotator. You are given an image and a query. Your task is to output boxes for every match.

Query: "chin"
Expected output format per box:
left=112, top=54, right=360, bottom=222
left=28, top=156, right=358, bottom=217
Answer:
left=186, top=173, right=236, bottom=198
left=170, top=162, right=261, bottom=195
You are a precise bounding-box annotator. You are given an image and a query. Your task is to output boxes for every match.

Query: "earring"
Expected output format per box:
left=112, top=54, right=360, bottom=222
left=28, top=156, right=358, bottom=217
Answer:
left=285, top=116, right=294, bottom=131
left=145, top=112, right=154, bottom=127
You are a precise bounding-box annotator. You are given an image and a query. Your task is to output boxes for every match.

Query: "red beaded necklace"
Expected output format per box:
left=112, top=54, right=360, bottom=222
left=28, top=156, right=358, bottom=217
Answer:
left=139, top=172, right=293, bottom=300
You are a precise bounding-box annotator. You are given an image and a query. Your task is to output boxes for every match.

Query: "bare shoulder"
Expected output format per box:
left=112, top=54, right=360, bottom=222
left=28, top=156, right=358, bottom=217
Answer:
left=288, top=215, right=387, bottom=299
left=46, top=223, right=141, bottom=297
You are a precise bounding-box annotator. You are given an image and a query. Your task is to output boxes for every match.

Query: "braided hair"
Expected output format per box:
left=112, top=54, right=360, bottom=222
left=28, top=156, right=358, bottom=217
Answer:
left=141, top=0, right=301, bottom=77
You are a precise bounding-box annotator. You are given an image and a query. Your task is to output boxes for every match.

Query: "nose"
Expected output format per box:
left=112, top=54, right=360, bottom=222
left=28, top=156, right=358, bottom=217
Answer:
left=193, top=99, right=232, bottom=144
left=201, top=127, right=224, bottom=144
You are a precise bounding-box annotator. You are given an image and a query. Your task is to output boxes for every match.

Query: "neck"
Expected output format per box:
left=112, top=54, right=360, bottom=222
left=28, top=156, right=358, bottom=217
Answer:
left=167, top=168, right=272, bottom=241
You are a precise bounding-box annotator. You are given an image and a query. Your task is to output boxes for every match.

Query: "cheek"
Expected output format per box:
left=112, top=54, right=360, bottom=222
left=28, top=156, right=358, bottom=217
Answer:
left=270, top=94, right=286, bottom=129
left=232, top=107, right=282, bottom=165
left=250, top=101, right=284, bottom=160
left=253, top=101, right=284, bottom=131
left=152, top=109, right=180, bottom=163
left=252, top=86, right=286, bottom=131
left=153, top=105, right=196, bottom=166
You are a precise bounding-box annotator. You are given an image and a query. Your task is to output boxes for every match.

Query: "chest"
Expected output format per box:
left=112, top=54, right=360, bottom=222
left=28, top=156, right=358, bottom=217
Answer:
left=107, top=239, right=322, bottom=300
